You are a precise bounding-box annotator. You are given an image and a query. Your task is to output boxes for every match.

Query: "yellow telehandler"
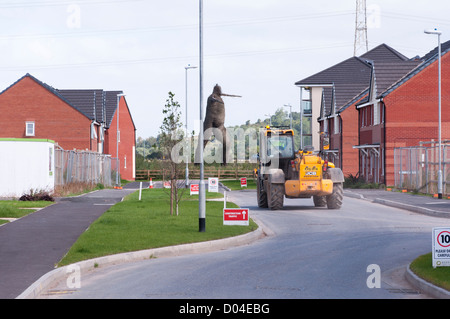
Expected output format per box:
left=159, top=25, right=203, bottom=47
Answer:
left=256, top=126, right=344, bottom=210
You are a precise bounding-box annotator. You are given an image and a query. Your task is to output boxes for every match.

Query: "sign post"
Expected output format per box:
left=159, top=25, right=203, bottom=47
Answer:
left=223, top=208, right=249, bottom=226
left=432, top=227, right=450, bottom=268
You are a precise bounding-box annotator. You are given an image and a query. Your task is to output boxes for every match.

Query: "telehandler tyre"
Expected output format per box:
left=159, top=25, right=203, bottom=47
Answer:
left=257, top=176, right=268, bottom=208
left=326, top=183, right=343, bottom=209
left=268, top=183, right=284, bottom=210
left=313, top=195, right=327, bottom=207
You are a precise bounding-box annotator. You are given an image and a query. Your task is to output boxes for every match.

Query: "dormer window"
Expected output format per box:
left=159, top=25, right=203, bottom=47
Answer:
left=26, top=121, right=35, bottom=136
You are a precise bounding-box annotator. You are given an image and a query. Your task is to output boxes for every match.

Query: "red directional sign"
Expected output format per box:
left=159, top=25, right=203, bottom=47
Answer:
left=190, top=184, right=199, bottom=195
left=223, top=208, right=249, bottom=226
left=240, top=177, right=247, bottom=188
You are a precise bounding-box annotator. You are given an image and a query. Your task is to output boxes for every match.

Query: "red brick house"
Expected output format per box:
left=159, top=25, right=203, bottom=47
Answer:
left=295, top=57, right=371, bottom=176
left=355, top=41, right=450, bottom=186
left=0, top=73, right=136, bottom=181
left=295, top=44, right=409, bottom=178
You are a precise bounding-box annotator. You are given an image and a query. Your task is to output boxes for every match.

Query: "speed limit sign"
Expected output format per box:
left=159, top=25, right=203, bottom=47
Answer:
left=432, top=227, right=450, bottom=268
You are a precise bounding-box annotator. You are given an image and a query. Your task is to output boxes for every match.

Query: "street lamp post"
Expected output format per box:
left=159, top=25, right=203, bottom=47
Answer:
left=284, top=104, right=293, bottom=129
left=185, top=64, right=197, bottom=188
left=199, top=0, right=206, bottom=232
left=116, top=93, right=126, bottom=188
left=425, top=28, right=443, bottom=199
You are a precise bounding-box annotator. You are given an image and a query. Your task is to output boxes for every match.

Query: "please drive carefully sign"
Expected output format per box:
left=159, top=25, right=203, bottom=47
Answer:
left=208, top=177, right=219, bottom=192
left=223, top=208, right=249, bottom=226
left=432, top=227, right=450, bottom=268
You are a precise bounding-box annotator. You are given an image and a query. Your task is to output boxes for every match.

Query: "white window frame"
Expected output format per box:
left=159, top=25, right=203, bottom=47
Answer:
left=26, top=121, right=35, bottom=137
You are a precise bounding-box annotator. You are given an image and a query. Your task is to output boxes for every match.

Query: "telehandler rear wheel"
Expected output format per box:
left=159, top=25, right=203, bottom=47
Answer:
left=257, top=175, right=268, bottom=208
left=313, top=195, right=327, bottom=207
left=268, top=183, right=284, bottom=210
left=327, top=183, right=343, bottom=209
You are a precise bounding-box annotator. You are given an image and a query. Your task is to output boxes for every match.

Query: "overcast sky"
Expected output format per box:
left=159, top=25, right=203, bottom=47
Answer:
left=0, top=0, right=449, bottom=139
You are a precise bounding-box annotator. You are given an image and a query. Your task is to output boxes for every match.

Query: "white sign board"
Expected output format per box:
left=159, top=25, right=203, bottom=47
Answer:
left=208, top=177, right=219, bottom=192
left=432, top=227, right=450, bottom=268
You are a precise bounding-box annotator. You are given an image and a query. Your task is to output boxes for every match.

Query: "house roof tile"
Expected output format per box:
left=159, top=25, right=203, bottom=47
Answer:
left=295, top=43, right=414, bottom=117
left=58, top=89, right=124, bottom=128
left=421, top=39, right=450, bottom=62
left=360, top=43, right=409, bottom=62
left=367, top=60, right=422, bottom=101
left=296, top=57, right=372, bottom=116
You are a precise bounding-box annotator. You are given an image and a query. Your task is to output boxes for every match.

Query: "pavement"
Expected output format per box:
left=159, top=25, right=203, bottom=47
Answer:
left=0, top=186, right=136, bottom=299
left=1, top=183, right=449, bottom=299
left=344, top=188, right=450, bottom=218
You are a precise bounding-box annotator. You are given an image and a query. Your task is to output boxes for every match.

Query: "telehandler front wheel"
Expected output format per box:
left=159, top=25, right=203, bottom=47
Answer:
left=327, top=183, right=343, bottom=209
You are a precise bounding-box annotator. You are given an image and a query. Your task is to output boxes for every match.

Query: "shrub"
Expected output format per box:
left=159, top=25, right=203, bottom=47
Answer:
left=19, top=189, right=55, bottom=202
left=344, top=173, right=380, bottom=189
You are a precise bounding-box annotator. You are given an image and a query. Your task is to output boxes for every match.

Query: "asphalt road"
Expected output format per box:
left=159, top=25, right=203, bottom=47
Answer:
left=39, top=188, right=449, bottom=300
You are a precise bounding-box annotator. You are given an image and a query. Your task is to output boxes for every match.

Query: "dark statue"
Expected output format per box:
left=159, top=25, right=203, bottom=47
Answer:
left=195, top=84, right=241, bottom=165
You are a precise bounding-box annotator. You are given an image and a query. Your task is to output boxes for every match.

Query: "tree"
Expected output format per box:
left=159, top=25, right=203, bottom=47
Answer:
left=159, top=92, right=186, bottom=216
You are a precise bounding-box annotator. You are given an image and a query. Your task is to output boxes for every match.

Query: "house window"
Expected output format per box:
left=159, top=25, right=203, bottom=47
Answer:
left=26, top=122, right=35, bottom=136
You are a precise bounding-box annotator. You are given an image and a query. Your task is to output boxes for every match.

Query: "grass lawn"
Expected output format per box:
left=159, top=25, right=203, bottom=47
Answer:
left=410, top=252, right=450, bottom=292
left=0, top=200, right=54, bottom=220
left=57, top=188, right=257, bottom=267
left=220, top=179, right=256, bottom=191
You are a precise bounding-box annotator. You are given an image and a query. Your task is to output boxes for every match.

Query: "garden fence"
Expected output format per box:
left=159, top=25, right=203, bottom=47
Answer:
left=54, top=148, right=119, bottom=187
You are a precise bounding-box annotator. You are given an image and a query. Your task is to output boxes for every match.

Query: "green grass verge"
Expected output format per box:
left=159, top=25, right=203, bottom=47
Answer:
left=410, top=252, right=450, bottom=292
left=220, top=179, right=256, bottom=191
left=0, top=200, right=54, bottom=219
left=57, top=188, right=257, bottom=267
